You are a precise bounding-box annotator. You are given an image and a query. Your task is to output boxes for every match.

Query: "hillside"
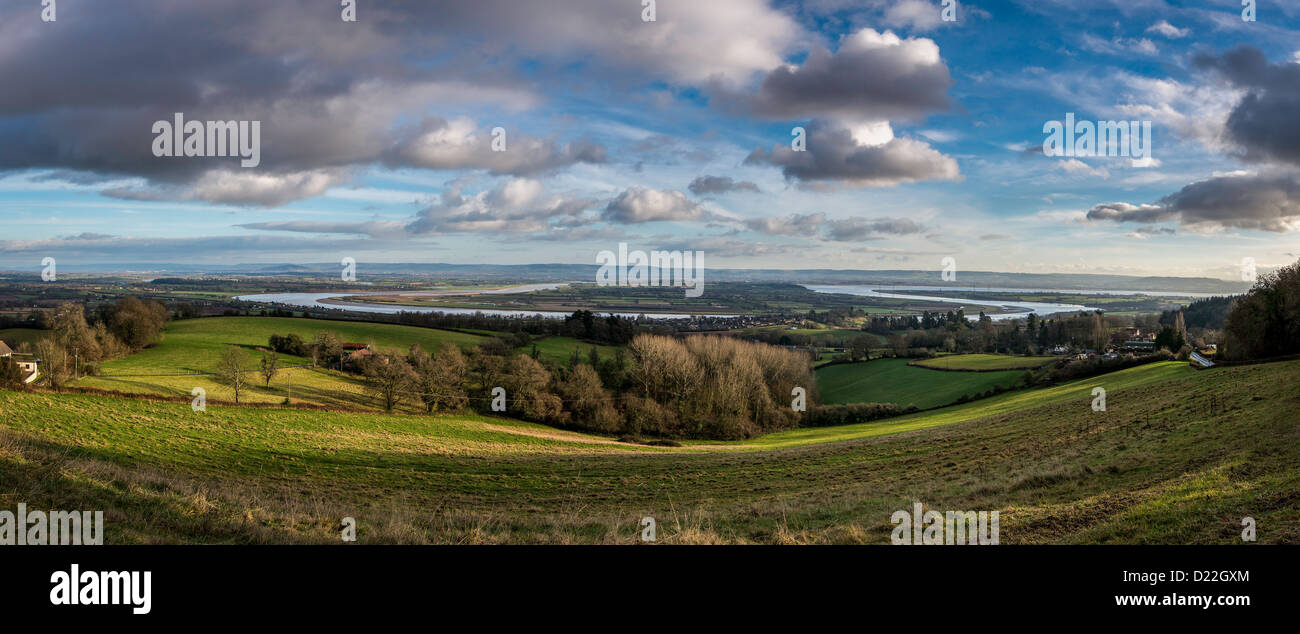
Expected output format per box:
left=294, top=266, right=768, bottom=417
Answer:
left=912, top=354, right=1057, bottom=371
left=71, top=316, right=487, bottom=410
left=817, top=358, right=1024, bottom=408
left=4, top=360, right=1297, bottom=544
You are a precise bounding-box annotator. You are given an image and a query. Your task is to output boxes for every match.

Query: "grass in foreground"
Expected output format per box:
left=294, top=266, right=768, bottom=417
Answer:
left=3, top=360, right=1298, bottom=544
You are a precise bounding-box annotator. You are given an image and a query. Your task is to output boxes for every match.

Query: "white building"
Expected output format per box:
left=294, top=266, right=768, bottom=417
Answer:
left=0, top=340, right=39, bottom=384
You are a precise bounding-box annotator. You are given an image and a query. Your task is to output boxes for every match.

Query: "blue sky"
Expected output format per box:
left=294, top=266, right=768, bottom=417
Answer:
left=1, top=0, right=1299, bottom=278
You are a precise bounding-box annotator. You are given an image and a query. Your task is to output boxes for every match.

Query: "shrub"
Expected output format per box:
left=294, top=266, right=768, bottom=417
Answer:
left=802, top=402, right=913, bottom=427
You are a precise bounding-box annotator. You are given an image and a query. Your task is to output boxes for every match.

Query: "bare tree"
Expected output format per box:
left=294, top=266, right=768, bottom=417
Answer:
left=361, top=351, right=417, bottom=413
left=410, top=343, right=469, bottom=413
left=34, top=338, right=70, bottom=391
left=259, top=351, right=280, bottom=387
left=215, top=345, right=250, bottom=403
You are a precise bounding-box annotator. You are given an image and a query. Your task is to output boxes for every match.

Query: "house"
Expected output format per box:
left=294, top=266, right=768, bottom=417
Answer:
left=0, top=341, right=39, bottom=384
left=1120, top=340, right=1155, bottom=352
left=342, top=343, right=372, bottom=368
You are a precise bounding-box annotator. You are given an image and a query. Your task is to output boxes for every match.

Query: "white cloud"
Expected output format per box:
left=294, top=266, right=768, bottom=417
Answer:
left=1145, top=20, right=1188, bottom=39
left=602, top=187, right=706, bottom=224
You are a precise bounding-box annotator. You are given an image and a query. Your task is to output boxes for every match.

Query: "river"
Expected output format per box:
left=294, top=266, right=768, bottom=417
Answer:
left=236, top=284, right=1211, bottom=322
left=803, top=285, right=1215, bottom=321
left=234, top=284, right=732, bottom=319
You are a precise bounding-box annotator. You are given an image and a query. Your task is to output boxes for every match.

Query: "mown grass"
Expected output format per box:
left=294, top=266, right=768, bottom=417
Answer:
left=912, top=353, right=1058, bottom=371
left=816, top=358, right=1023, bottom=408
left=3, top=360, right=1297, bottom=544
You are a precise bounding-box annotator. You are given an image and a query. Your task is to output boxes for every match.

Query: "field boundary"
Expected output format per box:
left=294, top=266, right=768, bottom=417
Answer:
left=906, top=359, right=1051, bottom=373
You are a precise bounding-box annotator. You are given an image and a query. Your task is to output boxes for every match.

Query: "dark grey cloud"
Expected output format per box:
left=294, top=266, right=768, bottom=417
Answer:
left=236, top=220, right=411, bottom=240
left=737, top=28, right=953, bottom=122
left=1193, top=46, right=1300, bottom=166
left=824, top=217, right=926, bottom=241
left=688, top=176, right=761, bottom=196
left=744, top=121, right=961, bottom=187
left=0, top=0, right=654, bottom=205
left=1087, top=170, right=1300, bottom=233
left=1134, top=226, right=1176, bottom=236
left=744, top=212, right=825, bottom=236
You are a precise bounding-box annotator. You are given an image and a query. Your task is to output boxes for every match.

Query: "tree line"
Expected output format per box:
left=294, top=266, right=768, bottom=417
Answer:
left=1, top=297, right=169, bottom=390
left=1223, top=259, right=1300, bottom=361
left=246, top=330, right=817, bottom=440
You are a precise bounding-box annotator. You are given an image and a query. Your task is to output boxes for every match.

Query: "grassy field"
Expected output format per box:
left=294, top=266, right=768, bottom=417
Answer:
left=816, top=358, right=1024, bottom=409
left=3, top=359, right=1297, bottom=544
left=0, top=328, right=45, bottom=348
left=912, top=354, right=1058, bottom=371
left=73, top=317, right=487, bottom=411
left=527, top=336, right=623, bottom=365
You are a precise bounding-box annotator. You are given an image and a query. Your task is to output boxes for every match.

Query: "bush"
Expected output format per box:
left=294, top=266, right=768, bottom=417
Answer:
left=268, top=333, right=308, bottom=357
left=802, top=402, right=914, bottom=427
left=620, top=394, right=678, bottom=437
left=1042, top=352, right=1166, bottom=383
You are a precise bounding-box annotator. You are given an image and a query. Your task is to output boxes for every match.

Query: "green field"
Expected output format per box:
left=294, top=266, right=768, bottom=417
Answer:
left=816, top=358, right=1024, bottom=409
left=4, top=360, right=1298, bottom=543
left=912, top=354, right=1058, bottom=371
left=527, top=336, right=623, bottom=365
left=0, top=328, right=44, bottom=348
left=73, top=317, right=487, bottom=411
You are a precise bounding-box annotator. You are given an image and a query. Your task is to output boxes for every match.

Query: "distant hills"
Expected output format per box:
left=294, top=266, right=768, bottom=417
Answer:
left=2, top=262, right=1252, bottom=294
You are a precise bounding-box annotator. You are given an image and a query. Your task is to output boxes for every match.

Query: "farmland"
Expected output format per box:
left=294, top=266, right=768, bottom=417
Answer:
left=72, top=317, right=487, bottom=411
left=816, top=358, right=1024, bottom=409
left=527, top=336, right=623, bottom=365
left=2, top=360, right=1297, bottom=543
left=0, top=328, right=44, bottom=348
left=912, top=354, right=1058, bottom=371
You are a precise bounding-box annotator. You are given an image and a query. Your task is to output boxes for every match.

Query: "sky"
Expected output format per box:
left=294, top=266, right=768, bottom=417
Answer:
left=1, top=0, right=1299, bottom=279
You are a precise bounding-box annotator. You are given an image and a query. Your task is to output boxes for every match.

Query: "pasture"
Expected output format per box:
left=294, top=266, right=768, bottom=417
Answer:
left=72, top=317, right=486, bottom=411
left=3, top=360, right=1297, bottom=543
left=816, top=358, right=1024, bottom=409
left=912, top=354, right=1058, bottom=371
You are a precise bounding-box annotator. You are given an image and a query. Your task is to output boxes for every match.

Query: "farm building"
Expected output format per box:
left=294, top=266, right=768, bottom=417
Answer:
left=0, top=341, right=40, bottom=383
